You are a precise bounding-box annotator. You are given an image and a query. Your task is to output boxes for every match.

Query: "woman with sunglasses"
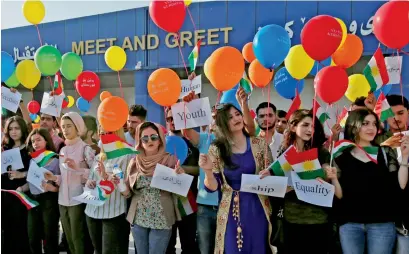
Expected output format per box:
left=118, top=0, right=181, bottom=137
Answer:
left=120, top=122, right=184, bottom=254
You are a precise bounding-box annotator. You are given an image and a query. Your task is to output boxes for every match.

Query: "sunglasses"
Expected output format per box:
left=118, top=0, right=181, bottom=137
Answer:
left=214, top=103, right=226, bottom=110
left=141, top=134, right=160, bottom=144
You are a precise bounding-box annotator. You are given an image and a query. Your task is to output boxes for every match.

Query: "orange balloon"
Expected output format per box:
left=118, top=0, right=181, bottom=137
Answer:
left=332, top=34, right=363, bottom=69
left=248, top=59, right=274, bottom=88
left=148, top=68, right=181, bottom=107
left=97, top=96, right=129, bottom=132
left=100, top=91, right=112, bottom=101
left=242, top=42, right=256, bottom=63
left=204, top=46, right=245, bottom=92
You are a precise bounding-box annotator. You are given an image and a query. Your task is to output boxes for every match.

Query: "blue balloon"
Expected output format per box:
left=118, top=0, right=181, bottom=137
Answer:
left=274, top=67, right=305, bottom=99
left=165, top=136, right=188, bottom=164
left=310, top=57, right=332, bottom=76
left=220, top=89, right=241, bottom=111
left=253, top=24, right=291, bottom=70
left=374, top=84, right=393, bottom=98
left=29, top=113, right=37, bottom=121
left=1, top=51, right=15, bottom=82
left=76, top=97, right=90, bottom=112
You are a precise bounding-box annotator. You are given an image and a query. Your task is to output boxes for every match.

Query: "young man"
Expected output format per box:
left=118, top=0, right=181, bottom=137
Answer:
left=40, top=113, right=65, bottom=152
left=275, top=110, right=288, bottom=134
left=125, top=104, right=147, bottom=146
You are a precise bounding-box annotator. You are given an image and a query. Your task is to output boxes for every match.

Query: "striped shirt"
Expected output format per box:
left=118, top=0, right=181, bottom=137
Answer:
left=85, top=154, right=133, bottom=219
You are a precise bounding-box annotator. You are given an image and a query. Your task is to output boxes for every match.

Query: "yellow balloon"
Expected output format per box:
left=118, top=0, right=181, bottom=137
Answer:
left=16, top=60, right=41, bottom=89
left=284, top=45, right=314, bottom=80
left=335, top=18, right=347, bottom=50
left=104, top=46, right=127, bottom=71
left=184, top=0, right=192, bottom=6
left=345, top=74, right=371, bottom=102
left=67, top=96, right=75, bottom=108
left=22, top=0, right=45, bottom=25
left=34, top=115, right=40, bottom=123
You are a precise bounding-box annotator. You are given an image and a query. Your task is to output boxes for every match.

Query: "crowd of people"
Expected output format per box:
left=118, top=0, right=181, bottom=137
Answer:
left=1, top=84, right=409, bottom=254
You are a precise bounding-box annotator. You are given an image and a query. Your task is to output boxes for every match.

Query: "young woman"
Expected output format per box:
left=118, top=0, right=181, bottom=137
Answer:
left=1, top=116, right=30, bottom=254
left=327, top=109, right=408, bottom=254
left=44, top=112, right=95, bottom=254
left=84, top=127, right=132, bottom=254
left=18, top=128, right=61, bottom=254
left=82, top=115, right=100, bottom=155
left=199, top=103, right=275, bottom=254
left=122, top=122, right=184, bottom=254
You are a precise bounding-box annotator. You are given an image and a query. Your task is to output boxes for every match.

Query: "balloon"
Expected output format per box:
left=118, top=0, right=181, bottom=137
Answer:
left=149, top=0, right=186, bottom=33
left=60, top=53, right=83, bottom=80
left=34, top=115, right=40, bottom=123
left=253, top=24, right=291, bottom=69
left=67, top=95, right=75, bottom=108
left=284, top=45, right=314, bottom=80
left=204, top=46, right=244, bottom=92
left=34, top=45, right=62, bottom=76
left=374, top=84, right=392, bottom=98
left=165, top=136, right=188, bottom=164
left=184, top=0, right=192, bottom=6
left=220, top=89, right=241, bottom=111
left=22, top=0, right=45, bottom=25
left=97, top=96, right=129, bottom=132
left=105, top=46, right=127, bottom=71
left=16, top=60, right=41, bottom=89
left=242, top=42, right=256, bottom=63
left=274, top=67, right=305, bottom=99
left=5, top=71, right=20, bottom=88
left=310, top=57, right=332, bottom=76
left=332, top=34, right=363, bottom=69
left=314, top=66, right=348, bottom=104
left=345, top=74, right=371, bottom=102
left=100, top=91, right=112, bottom=102
left=62, top=97, right=68, bottom=109
left=335, top=18, right=347, bottom=49
left=248, top=59, right=273, bottom=88
left=373, top=1, right=409, bottom=49
left=27, top=100, right=40, bottom=114
left=1, top=51, right=15, bottom=82
left=301, top=15, right=342, bottom=61
left=76, top=97, right=91, bottom=112
left=29, top=113, right=37, bottom=121
left=75, top=71, right=100, bottom=101
left=147, top=68, right=181, bottom=106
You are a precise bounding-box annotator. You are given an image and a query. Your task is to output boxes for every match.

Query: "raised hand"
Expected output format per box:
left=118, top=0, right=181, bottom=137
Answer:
left=199, top=154, right=213, bottom=172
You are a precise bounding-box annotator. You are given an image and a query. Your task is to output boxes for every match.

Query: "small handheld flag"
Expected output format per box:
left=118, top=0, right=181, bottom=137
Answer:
left=100, top=134, right=140, bottom=160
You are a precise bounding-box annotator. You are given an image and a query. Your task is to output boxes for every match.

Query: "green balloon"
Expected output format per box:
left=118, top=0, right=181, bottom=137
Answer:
left=5, top=71, right=20, bottom=88
left=60, top=52, right=83, bottom=80
left=34, top=45, right=62, bottom=76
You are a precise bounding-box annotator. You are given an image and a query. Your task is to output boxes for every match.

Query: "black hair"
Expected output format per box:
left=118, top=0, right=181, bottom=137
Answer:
left=352, top=96, right=366, bottom=107
left=386, top=94, right=409, bottom=110
left=344, top=109, right=380, bottom=145
left=129, top=104, right=147, bottom=119
left=276, top=110, right=287, bottom=119
left=256, top=102, right=277, bottom=115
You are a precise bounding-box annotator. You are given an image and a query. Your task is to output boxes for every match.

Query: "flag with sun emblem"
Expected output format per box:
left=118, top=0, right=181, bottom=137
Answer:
left=285, top=148, right=324, bottom=180
left=100, top=133, right=139, bottom=160
left=268, top=146, right=294, bottom=177
left=363, top=47, right=389, bottom=92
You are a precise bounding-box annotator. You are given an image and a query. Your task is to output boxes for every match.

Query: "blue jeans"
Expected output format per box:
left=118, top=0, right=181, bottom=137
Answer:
left=196, top=204, right=218, bottom=254
left=396, top=233, right=409, bottom=254
left=339, top=222, right=396, bottom=254
left=131, top=224, right=172, bottom=254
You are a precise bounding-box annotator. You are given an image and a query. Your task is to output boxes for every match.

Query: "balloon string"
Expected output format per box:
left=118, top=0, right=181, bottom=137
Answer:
left=164, top=106, right=168, bottom=129
left=400, top=50, right=409, bottom=56
left=186, top=7, right=197, bottom=31
left=117, top=71, right=124, bottom=98
left=176, top=33, right=192, bottom=91
left=47, top=76, right=54, bottom=93
left=216, top=91, right=222, bottom=106
left=183, top=102, right=187, bottom=129
left=31, top=89, right=34, bottom=101
left=397, top=50, right=407, bottom=130
left=265, top=84, right=271, bottom=169
left=35, top=25, right=43, bottom=46
left=311, top=85, right=317, bottom=146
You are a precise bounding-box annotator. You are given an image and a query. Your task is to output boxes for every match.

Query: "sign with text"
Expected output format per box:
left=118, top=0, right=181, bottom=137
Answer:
left=179, top=75, right=202, bottom=99
left=27, top=161, right=50, bottom=193
left=150, top=164, right=194, bottom=197
left=1, top=87, right=21, bottom=113
left=40, top=92, right=63, bottom=117
left=1, top=148, right=24, bottom=173
left=171, top=97, right=212, bottom=130
left=291, top=171, right=335, bottom=207
left=240, top=174, right=288, bottom=198
left=72, top=187, right=107, bottom=206
left=385, top=56, right=402, bottom=85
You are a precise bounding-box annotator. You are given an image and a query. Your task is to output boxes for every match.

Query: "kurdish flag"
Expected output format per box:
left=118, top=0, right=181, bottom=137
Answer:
left=100, top=133, right=140, bottom=160
left=240, top=71, right=253, bottom=94
left=363, top=47, right=389, bottom=92
left=1, top=189, right=39, bottom=210
left=268, top=146, right=294, bottom=177
left=285, top=148, right=325, bottom=180
left=313, top=100, right=330, bottom=124
left=375, top=92, right=395, bottom=122
left=332, top=140, right=378, bottom=164
left=177, top=190, right=198, bottom=217
left=285, top=90, right=301, bottom=120
left=188, top=40, right=201, bottom=72
left=338, top=107, right=349, bottom=128
left=53, top=72, right=63, bottom=95
left=30, top=149, right=58, bottom=167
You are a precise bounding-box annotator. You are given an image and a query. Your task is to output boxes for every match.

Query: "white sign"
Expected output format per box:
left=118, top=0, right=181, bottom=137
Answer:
left=72, top=187, right=106, bottom=206
left=171, top=97, right=212, bottom=130
left=27, top=161, right=50, bottom=193
left=291, top=171, right=335, bottom=207
left=150, top=164, right=194, bottom=197
left=40, top=92, right=64, bottom=117
left=179, top=75, right=202, bottom=99
left=385, top=56, right=403, bottom=85
left=240, top=174, right=288, bottom=198
left=1, top=148, right=24, bottom=173
left=1, top=87, right=21, bottom=113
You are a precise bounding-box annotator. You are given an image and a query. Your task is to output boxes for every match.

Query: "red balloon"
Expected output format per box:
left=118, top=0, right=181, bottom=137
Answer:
left=373, top=1, right=409, bottom=49
left=149, top=0, right=186, bottom=33
left=27, top=100, right=40, bottom=114
left=314, top=66, right=348, bottom=104
left=75, top=71, right=100, bottom=101
left=301, top=15, right=343, bottom=61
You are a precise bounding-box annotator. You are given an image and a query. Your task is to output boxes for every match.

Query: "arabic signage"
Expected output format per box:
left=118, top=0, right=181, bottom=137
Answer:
left=13, top=43, right=57, bottom=63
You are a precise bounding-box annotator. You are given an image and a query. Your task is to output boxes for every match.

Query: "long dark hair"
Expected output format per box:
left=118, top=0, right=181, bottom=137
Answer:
left=213, top=103, right=249, bottom=169
left=26, top=128, right=57, bottom=153
left=2, top=116, right=29, bottom=149
left=344, top=109, right=380, bottom=145
left=82, top=115, right=98, bottom=142
left=282, top=109, right=327, bottom=151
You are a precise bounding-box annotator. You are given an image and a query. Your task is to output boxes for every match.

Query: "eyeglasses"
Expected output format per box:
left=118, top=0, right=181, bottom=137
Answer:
left=214, top=103, right=226, bottom=110
left=166, top=117, right=174, bottom=123
left=141, top=134, right=160, bottom=144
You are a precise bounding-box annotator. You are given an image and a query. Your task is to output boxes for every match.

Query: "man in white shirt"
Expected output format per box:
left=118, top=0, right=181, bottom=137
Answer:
left=256, top=102, right=283, bottom=161
left=125, top=104, right=147, bottom=146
